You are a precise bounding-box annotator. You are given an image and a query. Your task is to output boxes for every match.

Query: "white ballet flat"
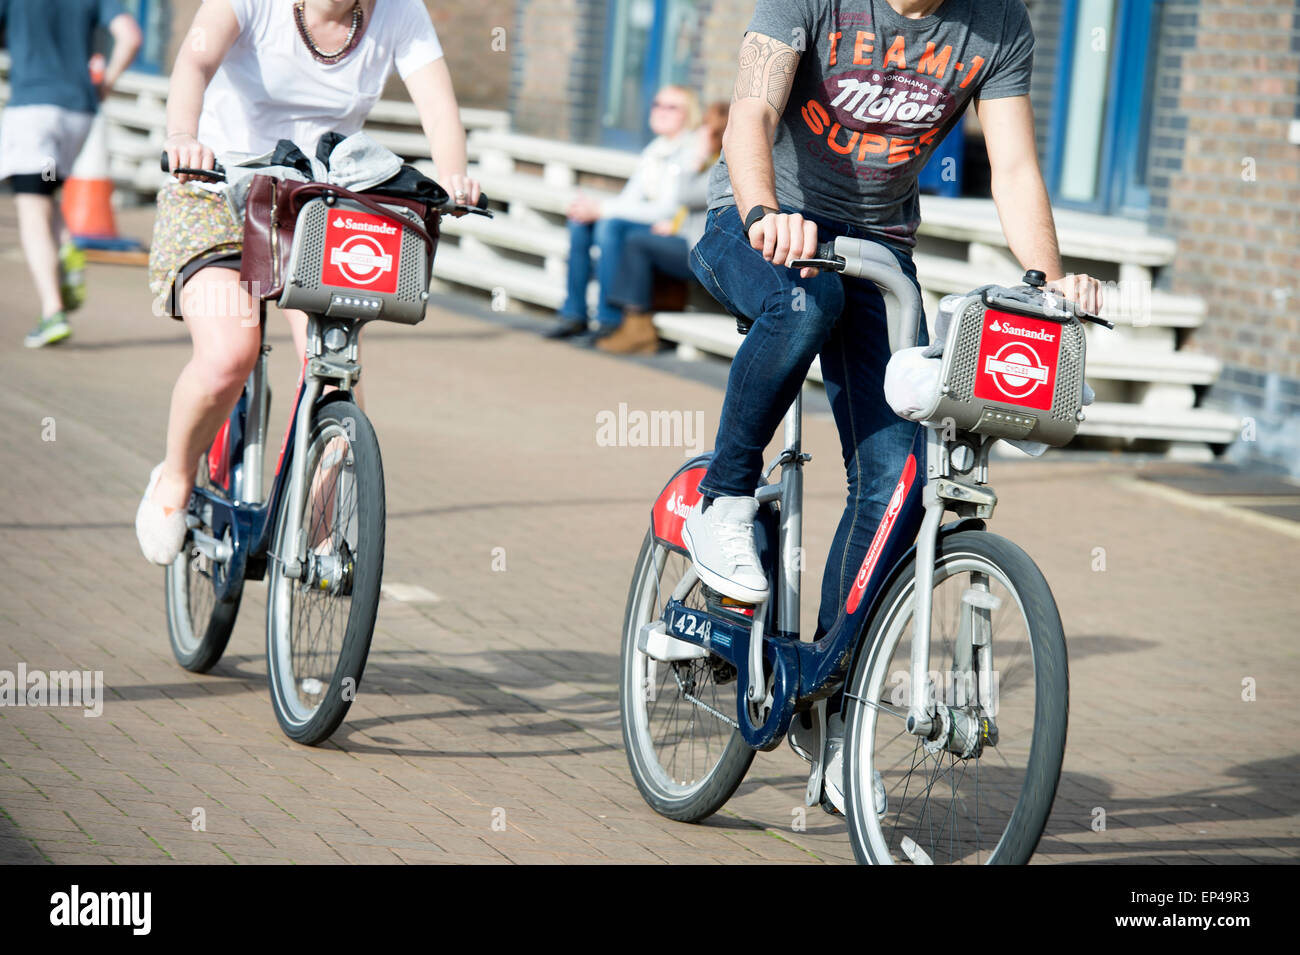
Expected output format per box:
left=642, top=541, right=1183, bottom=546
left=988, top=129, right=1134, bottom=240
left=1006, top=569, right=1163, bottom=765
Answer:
left=135, top=463, right=188, bottom=565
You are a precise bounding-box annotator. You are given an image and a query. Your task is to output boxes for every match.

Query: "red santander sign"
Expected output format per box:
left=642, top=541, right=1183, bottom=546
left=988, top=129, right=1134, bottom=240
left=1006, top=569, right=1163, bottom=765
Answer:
left=972, top=309, right=1062, bottom=412
left=321, top=210, right=402, bottom=294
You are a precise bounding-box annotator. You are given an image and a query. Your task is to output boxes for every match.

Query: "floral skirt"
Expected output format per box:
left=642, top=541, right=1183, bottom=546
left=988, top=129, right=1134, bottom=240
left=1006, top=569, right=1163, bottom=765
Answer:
left=148, top=182, right=243, bottom=320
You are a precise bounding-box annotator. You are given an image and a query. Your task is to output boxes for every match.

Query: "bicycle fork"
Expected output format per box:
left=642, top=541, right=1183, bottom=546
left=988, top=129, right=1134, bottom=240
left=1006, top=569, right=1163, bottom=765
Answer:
left=276, top=315, right=360, bottom=584
left=904, top=426, right=1001, bottom=754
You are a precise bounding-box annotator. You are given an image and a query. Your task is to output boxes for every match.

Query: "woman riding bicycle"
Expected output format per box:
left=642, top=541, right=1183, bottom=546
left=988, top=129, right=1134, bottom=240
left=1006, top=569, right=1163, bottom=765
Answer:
left=137, top=0, right=481, bottom=565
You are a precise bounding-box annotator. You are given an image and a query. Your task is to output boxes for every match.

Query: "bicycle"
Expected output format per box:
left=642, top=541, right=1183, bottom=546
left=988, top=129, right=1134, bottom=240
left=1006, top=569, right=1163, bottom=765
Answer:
left=160, top=156, right=490, bottom=745
left=618, top=237, right=1110, bottom=863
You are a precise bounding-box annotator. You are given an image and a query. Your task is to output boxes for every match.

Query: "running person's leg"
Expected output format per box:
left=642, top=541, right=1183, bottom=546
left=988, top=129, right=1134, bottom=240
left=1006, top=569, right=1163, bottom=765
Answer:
left=14, top=186, right=65, bottom=320
left=685, top=204, right=845, bottom=602
left=2, top=106, right=95, bottom=346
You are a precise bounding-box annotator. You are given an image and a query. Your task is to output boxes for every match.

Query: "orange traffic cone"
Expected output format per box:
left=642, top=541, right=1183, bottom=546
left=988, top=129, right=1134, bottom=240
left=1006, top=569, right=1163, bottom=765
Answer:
left=61, top=54, right=145, bottom=263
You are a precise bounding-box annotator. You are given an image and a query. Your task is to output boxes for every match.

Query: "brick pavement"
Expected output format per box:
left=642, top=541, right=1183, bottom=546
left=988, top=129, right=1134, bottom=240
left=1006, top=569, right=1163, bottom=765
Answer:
left=0, top=199, right=1296, bottom=864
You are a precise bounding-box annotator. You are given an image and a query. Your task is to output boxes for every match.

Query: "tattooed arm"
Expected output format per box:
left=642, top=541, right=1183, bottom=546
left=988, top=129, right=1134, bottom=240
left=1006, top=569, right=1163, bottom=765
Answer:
left=724, top=32, right=820, bottom=273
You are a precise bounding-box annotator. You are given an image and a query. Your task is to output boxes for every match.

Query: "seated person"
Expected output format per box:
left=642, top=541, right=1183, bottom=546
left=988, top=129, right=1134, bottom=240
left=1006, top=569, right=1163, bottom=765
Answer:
left=548, top=85, right=700, bottom=340
left=600, top=102, right=729, bottom=355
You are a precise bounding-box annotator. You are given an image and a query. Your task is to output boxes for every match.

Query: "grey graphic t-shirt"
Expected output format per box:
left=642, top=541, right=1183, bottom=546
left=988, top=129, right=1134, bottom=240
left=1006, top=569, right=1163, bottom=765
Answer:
left=709, top=0, right=1033, bottom=247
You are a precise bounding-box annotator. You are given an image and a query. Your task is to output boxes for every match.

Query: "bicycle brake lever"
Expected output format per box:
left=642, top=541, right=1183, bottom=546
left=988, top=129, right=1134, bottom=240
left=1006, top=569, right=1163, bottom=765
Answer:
left=1077, top=311, right=1114, bottom=330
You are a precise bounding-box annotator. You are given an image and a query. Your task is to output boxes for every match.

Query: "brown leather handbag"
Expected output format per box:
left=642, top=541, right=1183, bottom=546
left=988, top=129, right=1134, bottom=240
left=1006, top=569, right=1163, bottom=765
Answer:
left=239, top=175, right=440, bottom=301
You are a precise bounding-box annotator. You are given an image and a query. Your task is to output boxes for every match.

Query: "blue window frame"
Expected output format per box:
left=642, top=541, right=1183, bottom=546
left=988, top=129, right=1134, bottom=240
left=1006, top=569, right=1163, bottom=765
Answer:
left=598, top=0, right=700, bottom=149
left=1047, top=0, right=1163, bottom=217
left=121, top=0, right=165, bottom=74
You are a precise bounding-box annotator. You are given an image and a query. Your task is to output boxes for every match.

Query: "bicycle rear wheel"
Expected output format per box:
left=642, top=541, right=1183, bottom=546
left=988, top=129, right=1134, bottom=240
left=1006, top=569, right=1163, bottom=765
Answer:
left=842, top=530, right=1067, bottom=864
left=619, top=529, right=755, bottom=821
left=265, top=398, right=385, bottom=745
left=165, top=454, right=243, bottom=673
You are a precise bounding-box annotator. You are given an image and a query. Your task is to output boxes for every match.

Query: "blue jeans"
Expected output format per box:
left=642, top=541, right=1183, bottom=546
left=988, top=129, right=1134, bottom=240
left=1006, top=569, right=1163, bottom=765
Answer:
left=607, top=231, right=693, bottom=311
left=689, top=204, right=927, bottom=637
left=561, top=218, right=650, bottom=327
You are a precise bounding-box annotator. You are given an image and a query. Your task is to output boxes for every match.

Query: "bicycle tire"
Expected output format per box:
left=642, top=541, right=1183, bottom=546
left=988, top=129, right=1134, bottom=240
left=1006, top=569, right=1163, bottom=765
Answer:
left=265, top=398, right=385, bottom=745
left=842, top=529, right=1068, bottom=864
left=164, top=458, right=244, bottom=673
left=619, top=529, right=755, bottom=822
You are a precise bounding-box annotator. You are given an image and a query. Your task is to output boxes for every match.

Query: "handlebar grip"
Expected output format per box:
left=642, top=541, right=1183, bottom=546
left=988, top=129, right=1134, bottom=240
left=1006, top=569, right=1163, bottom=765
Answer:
left=159, top=151, right=226, bottom=182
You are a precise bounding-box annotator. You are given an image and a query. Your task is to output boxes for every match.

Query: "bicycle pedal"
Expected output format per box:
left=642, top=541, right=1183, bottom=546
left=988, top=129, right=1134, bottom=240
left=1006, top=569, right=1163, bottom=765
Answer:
left=702, top=584, right=757, bottom=619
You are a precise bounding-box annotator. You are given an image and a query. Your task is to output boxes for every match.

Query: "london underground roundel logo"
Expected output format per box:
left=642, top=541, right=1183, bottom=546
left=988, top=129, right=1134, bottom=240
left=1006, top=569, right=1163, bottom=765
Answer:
left=985, top=340, right=1048, bottom=400
left=332, top=232, right=391, bottom=285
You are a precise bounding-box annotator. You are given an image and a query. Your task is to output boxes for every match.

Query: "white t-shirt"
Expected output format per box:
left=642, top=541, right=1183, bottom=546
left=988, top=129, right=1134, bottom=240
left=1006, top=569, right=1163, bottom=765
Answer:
left=197, top=0, right=444, bottom=161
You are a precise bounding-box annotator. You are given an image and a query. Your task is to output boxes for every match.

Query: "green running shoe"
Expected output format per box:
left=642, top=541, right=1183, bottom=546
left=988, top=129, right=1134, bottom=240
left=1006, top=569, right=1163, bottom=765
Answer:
left=59, top=242, right=87, bottom=313
left=24, top=312, right=72, bottom=348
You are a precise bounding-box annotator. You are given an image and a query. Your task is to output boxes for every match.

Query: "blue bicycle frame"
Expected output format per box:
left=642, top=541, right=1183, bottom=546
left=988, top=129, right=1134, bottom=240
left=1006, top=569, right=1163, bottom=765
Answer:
left=185, top=304, right=360, bottom=602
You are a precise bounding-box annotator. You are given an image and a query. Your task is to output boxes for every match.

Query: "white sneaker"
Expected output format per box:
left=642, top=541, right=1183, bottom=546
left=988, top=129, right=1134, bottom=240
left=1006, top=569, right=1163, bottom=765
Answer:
left=682, top=496, right=768, bottom=604
left=135, top=464, right=188, bottom=565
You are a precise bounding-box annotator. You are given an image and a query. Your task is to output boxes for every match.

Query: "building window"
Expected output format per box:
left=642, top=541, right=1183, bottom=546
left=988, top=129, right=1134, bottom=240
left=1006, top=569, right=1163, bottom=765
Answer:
left=121, top=0, right=168, bottom=74
left=599, top=0, right=701, bottom=149
left=1048, top=0, right=1162, bottom=216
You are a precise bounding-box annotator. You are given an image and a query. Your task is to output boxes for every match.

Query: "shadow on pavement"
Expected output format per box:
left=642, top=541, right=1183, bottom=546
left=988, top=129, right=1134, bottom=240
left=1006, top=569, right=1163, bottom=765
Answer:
left=1043, top=752, right=1300, bottom=861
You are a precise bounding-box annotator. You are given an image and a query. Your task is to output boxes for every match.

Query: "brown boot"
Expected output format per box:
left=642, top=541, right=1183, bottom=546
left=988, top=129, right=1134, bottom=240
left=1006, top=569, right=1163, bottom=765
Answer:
left=596, top=311, right=660, bottom=355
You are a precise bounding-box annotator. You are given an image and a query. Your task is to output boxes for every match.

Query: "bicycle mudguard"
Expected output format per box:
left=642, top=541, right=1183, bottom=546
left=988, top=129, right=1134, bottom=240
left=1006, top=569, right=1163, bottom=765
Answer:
left=649, top=454, right=778, bottom=571
left=649, top=454, right=710, bottom=555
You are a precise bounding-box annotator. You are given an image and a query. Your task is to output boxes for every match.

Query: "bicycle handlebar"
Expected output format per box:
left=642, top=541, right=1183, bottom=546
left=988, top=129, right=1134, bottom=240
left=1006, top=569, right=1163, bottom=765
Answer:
left=791, top=238, right=922, bottom=353
left=159, top=151, right=491, bottom=216
left=790, top=239, right=1112, bottom=345
left=160, top=152, right=228, bottom=182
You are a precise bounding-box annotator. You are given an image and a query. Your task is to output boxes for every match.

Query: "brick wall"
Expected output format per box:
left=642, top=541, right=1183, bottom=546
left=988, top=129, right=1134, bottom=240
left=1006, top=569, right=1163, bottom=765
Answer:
left=160, top=1, right=512, bottom=108
left=1160, top=0, right=1300, bottom=473
left=1024, top=0, right=1061, bottom=163
left=696, top=0, right=749, bottom=105
left=1145, top=0, right=1198, bottom=238
left=508, top=0, right=607, bottom=140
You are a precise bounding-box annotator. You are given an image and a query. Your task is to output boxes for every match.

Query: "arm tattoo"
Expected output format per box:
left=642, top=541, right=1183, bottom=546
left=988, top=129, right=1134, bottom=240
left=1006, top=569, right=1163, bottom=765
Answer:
left=734, top=33, right=799, bottom=115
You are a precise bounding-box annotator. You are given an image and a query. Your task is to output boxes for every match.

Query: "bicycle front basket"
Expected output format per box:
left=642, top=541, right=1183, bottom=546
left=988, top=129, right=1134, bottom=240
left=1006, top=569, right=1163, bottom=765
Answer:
left=278, top=195, right=433, bottom=324
left=927, top=290, right=1087, bottom=447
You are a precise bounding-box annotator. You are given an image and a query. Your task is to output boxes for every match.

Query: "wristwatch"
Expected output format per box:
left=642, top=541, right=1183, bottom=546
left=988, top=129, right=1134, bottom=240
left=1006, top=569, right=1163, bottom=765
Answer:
left=743, top=204, right=778, bottom=233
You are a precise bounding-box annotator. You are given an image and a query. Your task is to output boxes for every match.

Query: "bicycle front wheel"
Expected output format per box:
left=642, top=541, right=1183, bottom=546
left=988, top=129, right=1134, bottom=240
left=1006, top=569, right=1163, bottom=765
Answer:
left=619, top=529, right=755, bottom=822
left=265, top=398, right=385, bottom=745
left=843, top=529, right=1067, bottom=864
left=165, top=454, right=243, bottom=673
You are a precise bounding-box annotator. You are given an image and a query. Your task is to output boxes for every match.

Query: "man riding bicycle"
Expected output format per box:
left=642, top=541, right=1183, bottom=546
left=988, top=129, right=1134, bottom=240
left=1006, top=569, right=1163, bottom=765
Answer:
left=683, top=0, right=1100, bottom=808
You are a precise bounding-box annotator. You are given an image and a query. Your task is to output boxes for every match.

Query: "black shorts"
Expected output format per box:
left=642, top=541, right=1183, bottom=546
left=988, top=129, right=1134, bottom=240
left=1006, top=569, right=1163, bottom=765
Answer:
left=8, top=173, right=60, bottom=197
left=168, top=251, right=245, bottom=319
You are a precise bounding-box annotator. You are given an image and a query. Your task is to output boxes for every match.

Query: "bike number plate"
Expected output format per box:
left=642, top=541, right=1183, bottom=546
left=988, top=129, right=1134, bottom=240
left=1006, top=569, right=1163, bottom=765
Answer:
left=667, top=608, right=717, bottom=646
